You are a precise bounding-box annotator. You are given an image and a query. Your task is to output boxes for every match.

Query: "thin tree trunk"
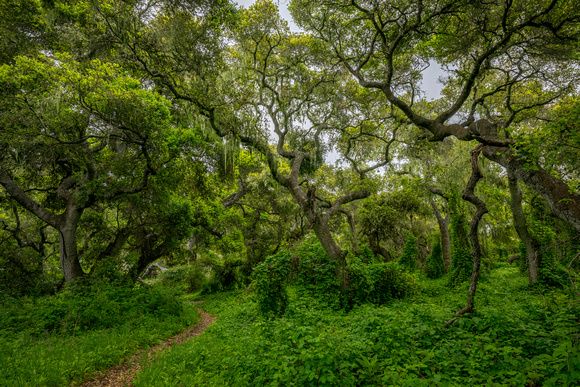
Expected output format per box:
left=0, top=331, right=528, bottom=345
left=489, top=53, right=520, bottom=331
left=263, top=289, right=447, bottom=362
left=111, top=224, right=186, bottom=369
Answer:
left=445, top=145, right=488, bottom=328
left=341, top=209, right=359, bottom=251
left=430, top=200, right=451, bottom=272
left=507, top=168, right=541, bottom=283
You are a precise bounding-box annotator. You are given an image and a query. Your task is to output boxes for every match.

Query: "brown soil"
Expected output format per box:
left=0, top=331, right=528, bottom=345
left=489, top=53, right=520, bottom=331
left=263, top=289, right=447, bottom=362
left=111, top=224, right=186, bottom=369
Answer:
left=78, top=301, right=216, bottom=387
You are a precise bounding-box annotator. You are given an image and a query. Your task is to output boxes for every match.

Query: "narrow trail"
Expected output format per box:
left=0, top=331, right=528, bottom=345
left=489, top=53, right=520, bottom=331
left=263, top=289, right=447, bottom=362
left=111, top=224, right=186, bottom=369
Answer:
left=78, top=301, right=216, bottom=387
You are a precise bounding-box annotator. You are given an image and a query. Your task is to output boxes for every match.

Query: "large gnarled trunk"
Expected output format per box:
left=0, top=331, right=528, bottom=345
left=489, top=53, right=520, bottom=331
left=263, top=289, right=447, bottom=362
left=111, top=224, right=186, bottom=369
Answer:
left=0, top=172, right=86, bottom=282
left=289, top=178, right=365, bottom=263
left=311, top=218, right=343, bottom=261
left=58, top=220, right=85, bottom=282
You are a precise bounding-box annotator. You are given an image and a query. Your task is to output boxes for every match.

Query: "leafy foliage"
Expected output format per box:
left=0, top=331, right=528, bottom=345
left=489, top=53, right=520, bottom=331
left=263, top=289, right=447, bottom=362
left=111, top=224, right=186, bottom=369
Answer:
left=425, top=238, right=445, bottom=279
left=253, top=251, right=292, bottom=317
left=133, top=267, right=580, bottom=386
left=0, top=279, right=183, bottom=337
left=157, top=264, right=206, bottom=293
left=345, top=256, right=418, bottom=308
left=0, top=287, right=199, bottom=386
left=448, top=214, right=473, bottom=287
left=253, top=236, right=417, bottom=317
left=200, top=252, right=244, bottom=294
left=398, top=234, right=418, bottom=272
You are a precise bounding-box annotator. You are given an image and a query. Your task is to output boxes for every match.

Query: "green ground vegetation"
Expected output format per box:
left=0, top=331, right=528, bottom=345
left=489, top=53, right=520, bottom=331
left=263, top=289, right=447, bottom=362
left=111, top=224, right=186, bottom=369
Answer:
left=0, top=279, right=199, bottom=386
left=133, top=264, right=580, bottom=386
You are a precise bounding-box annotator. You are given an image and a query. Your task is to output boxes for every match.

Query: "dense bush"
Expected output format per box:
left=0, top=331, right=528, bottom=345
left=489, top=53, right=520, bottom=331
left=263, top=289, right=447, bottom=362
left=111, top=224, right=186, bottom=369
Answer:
left=398, top=234, right=418, bottom=271
left=529, top=222, right=571, bottom=288
left=425, top=239, right=445, bottom=279
left=200, top=253, right=243, bottom=294
left=294, top=237, right=342, bottom=304
left=253, top=251, right=292, bottom=317
left=358, top=245, right=378, bottom=263
left=134, top=267, right=580, bottom=386
left=157, top=264, right=206, bottom=292
left=253, top=237, right=417, bottom=317
left=0, top=279, right=183, bottom=337
left=345, top=256, right=418, bottom=307
left=448, top=216, right=473, bottom=287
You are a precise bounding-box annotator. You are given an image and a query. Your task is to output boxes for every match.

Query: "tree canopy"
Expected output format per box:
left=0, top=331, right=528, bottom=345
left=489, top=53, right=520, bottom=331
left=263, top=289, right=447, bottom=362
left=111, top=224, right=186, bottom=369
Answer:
left=1, top=0, right=579, bottom=320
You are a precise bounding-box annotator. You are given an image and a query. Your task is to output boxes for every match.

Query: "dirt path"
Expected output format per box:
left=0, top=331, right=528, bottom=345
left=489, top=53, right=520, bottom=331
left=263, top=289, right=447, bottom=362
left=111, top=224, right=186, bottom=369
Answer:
left=78, top=301, right=216, bottom=387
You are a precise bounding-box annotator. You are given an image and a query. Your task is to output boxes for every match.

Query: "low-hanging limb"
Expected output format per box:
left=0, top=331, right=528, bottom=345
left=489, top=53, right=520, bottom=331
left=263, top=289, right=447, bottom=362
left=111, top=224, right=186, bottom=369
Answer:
left=445, top=144, right=489, bottom=328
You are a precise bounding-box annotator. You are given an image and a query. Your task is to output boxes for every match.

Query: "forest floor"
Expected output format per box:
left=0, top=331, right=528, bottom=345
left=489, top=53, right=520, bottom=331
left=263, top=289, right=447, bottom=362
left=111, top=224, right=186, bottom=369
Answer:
left=132, top=265, right=580, bottom=386
left=78, top=301, right=216, bottom=387
left=2, top=265, right=578, bottom=386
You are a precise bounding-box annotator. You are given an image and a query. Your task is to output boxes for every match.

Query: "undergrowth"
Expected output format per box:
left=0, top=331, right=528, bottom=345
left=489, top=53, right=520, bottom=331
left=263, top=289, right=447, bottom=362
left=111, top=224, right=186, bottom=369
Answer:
left=0, top=280, right=199, bottom=386
left=133, top=266, right=580, bottom=386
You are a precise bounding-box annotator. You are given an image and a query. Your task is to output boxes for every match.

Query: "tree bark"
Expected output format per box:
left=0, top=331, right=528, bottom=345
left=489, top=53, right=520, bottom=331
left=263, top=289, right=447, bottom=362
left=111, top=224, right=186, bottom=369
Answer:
left=445, top=145, right=488, bottom=328
left=0, top=172, right=86, bottom=282
left=311, top=219, right=343, bottom=261
left=507, top=168, right=541, bottom=283
left=482, top=144, right=580, bottom=232
left=58, top=223, right=85, bottom=282
left=369, top=236, right=392, bottom=261
left=414, top=118, right=580, bottom=234
left=429, top=200, right=451, bottom=272
left=341, top=209, right=359, bottom=251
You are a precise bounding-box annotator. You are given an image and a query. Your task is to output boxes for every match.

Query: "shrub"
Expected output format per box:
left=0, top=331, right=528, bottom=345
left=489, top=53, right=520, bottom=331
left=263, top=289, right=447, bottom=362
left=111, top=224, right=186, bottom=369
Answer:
left=398, top=234, right=418, bottom=271
left=158, top=264, right=205, bottom=292
left=448, top=215, right=473, bottom=287
left=199, top=253, right=243, bottom=294
left=253, top=251, right=291, bottom=317
left=345, top=257, right=418, bottom=307
left=253, top=236, right=418, bottom=316
left=425, top=239, right=445, bottom=279
left=358, top=245, right=378, bottom=263
left=0, top=279, right=184, bottom=337
left=294, top=237, right=342, bottom=304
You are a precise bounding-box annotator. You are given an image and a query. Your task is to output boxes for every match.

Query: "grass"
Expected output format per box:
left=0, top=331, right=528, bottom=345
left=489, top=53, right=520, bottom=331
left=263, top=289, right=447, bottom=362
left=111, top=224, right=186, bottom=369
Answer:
left=133, top=265, right=580, bottom=386
left=0, top=286, right=200, bottom=386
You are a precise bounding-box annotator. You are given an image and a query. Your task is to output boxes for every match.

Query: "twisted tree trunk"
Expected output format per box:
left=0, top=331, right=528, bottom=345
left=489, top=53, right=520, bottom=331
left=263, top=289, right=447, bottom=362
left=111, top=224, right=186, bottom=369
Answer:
left=445, top=145, right=488, bottom=328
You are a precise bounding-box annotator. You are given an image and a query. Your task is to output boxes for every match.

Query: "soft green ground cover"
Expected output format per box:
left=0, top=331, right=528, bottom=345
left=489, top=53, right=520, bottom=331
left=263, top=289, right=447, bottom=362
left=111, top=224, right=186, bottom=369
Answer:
left=0, top=283, right=199, bottom=386
left=134, top=265, right=580, bottom=386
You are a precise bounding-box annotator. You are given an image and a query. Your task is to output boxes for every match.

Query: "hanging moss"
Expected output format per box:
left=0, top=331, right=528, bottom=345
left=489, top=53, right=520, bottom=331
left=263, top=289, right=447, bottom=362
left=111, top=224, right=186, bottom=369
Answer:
left=425, top=238, right=445, bottom=279
left=398, top=234, right=418, bottom=272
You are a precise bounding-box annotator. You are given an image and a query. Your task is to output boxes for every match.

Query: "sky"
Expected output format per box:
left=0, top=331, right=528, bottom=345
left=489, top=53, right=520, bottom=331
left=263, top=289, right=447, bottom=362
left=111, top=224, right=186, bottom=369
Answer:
left=234, top=0, right=445, bottom=164
left=234, top=0, right=444, bottom=100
